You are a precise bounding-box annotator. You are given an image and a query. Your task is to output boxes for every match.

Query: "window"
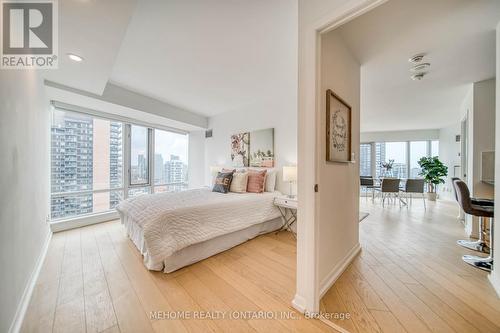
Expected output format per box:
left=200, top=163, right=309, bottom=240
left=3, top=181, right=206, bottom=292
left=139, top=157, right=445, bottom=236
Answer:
left=431, top=140, right=439, bottom=157
left=374, top=142, right=407, bottom=178
left=51, top=109, right=124, bottom=220
left=410, top=141, right=427, bottom=178
left=130, top=125, right=150, bottom=185
left=154, top=129, right=189, bottom=192
left=50, top=107, right=189, bottom=221
left=362, top=139, right=439, bottom=183
left=359, top=143, right=372, bottom=176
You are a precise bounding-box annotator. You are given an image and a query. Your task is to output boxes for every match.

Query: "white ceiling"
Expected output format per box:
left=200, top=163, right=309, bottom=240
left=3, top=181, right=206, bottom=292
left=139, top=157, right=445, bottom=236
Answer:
left=109, top=0, right=298, bottom=117
left=336, top=0, right=500, bottom=132
left=43, top=0, right=137, bottom=95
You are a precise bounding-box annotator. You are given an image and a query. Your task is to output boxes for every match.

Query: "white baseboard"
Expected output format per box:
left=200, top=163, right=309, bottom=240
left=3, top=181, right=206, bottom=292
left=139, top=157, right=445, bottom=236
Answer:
left=488, top=270, right=500, bottom=298
left=9, top=229, right=52, bottom=333
left=319, top=243, right=361, bottom=298
left=291, top=294, right=307, bottom=313
left=50, top=211, right=119, bottom=232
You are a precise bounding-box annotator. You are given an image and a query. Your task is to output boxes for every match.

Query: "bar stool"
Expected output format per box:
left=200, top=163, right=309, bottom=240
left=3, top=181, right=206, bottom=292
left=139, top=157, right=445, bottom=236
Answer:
left=451, top=178, right=493, bottom=253
left=453, top=179, right=494, bottom=271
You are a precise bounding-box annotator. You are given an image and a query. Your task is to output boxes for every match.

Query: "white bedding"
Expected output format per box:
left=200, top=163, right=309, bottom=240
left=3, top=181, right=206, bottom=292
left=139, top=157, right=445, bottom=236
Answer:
left=116, top=188, right=281, bottom=270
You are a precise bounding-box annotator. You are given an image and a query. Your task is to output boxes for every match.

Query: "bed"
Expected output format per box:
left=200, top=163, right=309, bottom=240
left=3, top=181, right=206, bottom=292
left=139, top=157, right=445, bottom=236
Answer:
left=116, top=188, right=282, bottom=272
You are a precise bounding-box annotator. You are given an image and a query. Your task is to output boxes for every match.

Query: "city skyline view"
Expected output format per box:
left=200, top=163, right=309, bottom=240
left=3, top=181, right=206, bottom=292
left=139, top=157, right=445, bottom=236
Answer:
left=360, top=140, right=439, bottom=180
left=51, top=110, right=189, bottom=219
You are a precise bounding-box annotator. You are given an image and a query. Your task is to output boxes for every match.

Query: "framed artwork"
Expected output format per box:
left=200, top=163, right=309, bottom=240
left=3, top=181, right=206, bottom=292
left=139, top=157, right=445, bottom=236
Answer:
left=231, top=132, right=250, bottom=167
left=231, top=128, right=275, bottom=168
left=326, top=89, right=352, bottom=163
left=249, top=128, right=274, bottom=167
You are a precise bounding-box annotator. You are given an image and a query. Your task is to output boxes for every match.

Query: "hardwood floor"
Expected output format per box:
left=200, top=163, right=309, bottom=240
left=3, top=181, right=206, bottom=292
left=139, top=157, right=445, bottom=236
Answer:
left=21, top=220, right=334, bottom=333
left=321, top=198, right=500, bottom=333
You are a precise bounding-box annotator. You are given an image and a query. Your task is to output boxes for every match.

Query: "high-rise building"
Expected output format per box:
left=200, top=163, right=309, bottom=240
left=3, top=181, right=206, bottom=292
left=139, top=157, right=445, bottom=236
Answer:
left=109, top=123, right=123, bottom=208
left=359, top=143, right=372, bottom=176
left=51, top=112, right=123, bottom=219
left=154, top=153, right=164, bottom=184
left=51, top=114, right=94, bottom=219
left=137, top=154, right=147, bottom=182
left=375, top=142, right=386, bottom=178
left=164, top=155, right=184, bottom=184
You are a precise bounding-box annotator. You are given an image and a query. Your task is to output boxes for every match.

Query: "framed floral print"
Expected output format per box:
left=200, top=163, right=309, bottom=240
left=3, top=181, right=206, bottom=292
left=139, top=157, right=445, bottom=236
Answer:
left=326, top=89, right=352, bottom=163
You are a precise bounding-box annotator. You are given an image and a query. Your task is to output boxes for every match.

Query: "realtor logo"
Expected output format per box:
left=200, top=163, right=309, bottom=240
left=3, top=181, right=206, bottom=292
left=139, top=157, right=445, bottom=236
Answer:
left=1, top=0, right=58, bottom=69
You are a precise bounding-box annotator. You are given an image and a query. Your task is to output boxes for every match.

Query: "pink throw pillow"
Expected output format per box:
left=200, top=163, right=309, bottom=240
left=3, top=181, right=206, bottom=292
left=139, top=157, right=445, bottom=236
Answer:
left=247, top=170, right=267, bottom=193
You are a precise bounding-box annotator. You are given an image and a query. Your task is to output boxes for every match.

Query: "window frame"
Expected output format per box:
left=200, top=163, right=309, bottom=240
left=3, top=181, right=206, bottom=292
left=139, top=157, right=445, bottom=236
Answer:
left=360, top=139, right=439, bottom=180
left=50, top=102, right=189, bottom=222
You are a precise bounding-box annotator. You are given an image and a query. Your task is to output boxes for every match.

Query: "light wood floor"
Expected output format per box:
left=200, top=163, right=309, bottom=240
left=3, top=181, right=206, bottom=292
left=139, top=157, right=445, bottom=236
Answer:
left=321, top=198, right=500, bottom=333
left=21, top=220, right=335, bottom=333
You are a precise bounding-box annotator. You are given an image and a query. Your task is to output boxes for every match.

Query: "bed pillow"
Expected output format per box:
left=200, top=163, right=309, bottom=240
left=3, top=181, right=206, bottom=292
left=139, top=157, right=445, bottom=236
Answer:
left=230, top=172, right=248, bottom=193
left=247, top=170, right=267, bottom=193
left=212, top=171, right=234, bottom=193
left=264, top=169, right=277, bottom=192
left=210, top=167, right=222, bottom=186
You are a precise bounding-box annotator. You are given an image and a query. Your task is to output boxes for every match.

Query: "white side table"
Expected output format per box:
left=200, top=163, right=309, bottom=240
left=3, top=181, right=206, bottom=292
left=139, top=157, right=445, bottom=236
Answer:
left=274, top=196, right=297, bottom=236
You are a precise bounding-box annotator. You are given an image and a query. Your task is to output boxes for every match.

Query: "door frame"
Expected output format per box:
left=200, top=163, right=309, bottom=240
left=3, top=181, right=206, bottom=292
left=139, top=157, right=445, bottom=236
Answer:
left=294, top=0, right=387, bottom=314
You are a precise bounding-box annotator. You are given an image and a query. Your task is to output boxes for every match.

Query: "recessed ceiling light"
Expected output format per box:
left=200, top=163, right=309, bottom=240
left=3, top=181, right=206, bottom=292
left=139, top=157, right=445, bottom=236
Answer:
left=411, top=72, right=426, bottom=81
left=67, top=53, right=84, bottom=62
left=410, top=63, right=431, bottom=72
left=409, top=53, right=426, bottom=64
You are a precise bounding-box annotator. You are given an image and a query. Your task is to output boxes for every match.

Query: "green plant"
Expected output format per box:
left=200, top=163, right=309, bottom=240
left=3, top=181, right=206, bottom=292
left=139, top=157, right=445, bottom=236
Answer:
left=418, top=156, right=448, bottom=193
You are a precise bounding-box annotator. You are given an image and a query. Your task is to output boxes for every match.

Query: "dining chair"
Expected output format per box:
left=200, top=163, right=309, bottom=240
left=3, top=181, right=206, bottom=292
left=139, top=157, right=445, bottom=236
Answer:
left=360, top=176, right=376, bottom=201
left=400, top=178, right=426, bottom=210
left=375, top=178, right=401, bottom=207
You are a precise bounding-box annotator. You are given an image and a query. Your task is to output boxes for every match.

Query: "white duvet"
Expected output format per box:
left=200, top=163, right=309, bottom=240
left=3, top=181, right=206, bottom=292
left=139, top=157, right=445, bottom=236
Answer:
left=116, top=188, right=281, bottom=270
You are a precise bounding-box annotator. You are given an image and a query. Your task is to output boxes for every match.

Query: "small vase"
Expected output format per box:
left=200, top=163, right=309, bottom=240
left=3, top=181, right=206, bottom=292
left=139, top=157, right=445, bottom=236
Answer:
left=427, top=192, right=437, bottom=201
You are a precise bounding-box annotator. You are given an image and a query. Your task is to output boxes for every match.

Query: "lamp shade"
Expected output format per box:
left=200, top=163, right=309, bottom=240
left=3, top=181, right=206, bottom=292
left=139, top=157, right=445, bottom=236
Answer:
left=282, top=166, right=297, bottom=182
left=210, top=166, right=222, bottom=177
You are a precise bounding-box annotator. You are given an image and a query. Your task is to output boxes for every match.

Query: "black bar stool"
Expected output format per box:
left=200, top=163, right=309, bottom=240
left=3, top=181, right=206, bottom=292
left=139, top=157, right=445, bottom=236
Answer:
left=453, top=179, right=494, bottom=271
left=451, top=177, right=493, bottom=253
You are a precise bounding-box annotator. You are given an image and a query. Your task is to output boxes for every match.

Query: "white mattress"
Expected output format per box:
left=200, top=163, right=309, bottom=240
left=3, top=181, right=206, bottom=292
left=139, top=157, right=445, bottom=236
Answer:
left=116, top=188, right=282, bottom=271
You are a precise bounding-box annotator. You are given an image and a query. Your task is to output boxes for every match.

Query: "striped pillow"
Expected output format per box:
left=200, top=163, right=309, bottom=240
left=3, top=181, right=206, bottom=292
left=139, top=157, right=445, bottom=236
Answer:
left=247, top=170, right=267, bottom=193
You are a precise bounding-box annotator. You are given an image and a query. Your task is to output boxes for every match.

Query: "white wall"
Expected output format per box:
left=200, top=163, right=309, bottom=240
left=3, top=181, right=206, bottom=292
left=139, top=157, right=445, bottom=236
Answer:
left=204, top=107, right=298, bottom=192
left=491, top=21, right=500, bottom=297
left=0, top=71, right=51, bottom=332
left=317, top=29, right=361, bottom=293
left=461, top=79, right=496, bottom=237
left=188, top=131, right=206, bottom=189
left=471, top=78, right=495, bottom=199
left=361, top=129, right=439, bottom=143
left=438, top=123, right=461, bottom=200
left=203, top=1, right=298, bottom=193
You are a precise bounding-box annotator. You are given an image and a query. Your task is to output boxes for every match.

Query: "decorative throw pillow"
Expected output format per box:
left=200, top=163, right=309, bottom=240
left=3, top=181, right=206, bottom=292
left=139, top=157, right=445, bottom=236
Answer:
left=230, top=172, right=248, bottom=193
left=247, top=170, right=267, bottom=193
left=264, top=169, right=277, bottom=192
left=212, top=172, right=234, bottom=193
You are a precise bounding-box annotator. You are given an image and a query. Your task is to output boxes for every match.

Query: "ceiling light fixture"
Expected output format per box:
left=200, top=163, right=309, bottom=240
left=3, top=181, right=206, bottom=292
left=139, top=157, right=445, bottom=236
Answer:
left=408, top=53, right=425, bottom=64
left=410, top=62, right=431, bottom=72
left=67, top=53, right=84, bottom=62
left=411, top=72, right=426, bottom=81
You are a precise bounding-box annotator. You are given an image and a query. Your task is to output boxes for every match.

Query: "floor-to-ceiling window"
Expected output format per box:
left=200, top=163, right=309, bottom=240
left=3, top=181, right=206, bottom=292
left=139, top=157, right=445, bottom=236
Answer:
left=431, top=140, right=439, bottom=157
left=51, top=107, right=189, bottom=221
left=153, top=129, right=189, bottom=193
left=409, top=141, right=427, bottom=178
left=361, top=139, right=438, bottom=180
left=51, top=109, right=124, bottom=219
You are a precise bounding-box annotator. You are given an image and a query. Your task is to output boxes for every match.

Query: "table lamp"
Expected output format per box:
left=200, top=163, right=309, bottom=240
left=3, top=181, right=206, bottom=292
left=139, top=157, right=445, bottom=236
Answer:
left=283, top=166, right=297, bottom=198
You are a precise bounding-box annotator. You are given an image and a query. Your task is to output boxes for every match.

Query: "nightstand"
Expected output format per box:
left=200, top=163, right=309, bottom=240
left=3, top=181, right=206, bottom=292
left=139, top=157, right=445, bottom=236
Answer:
left=274, top=196, right=297, bottom=236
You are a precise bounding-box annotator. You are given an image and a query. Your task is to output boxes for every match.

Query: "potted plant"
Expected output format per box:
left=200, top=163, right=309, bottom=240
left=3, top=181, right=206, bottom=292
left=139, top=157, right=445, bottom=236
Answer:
left=418, top=156, right=448, bottom=201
